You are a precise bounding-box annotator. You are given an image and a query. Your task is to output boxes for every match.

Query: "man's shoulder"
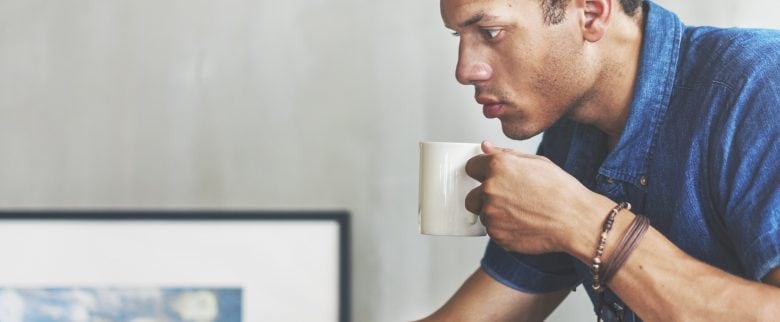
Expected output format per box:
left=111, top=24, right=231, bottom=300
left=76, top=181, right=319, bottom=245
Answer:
left=684, top=26, right=780, bottom=59
left=678, top=26, right=780, bottom=89
left=668, top=28, right=780, bottom=173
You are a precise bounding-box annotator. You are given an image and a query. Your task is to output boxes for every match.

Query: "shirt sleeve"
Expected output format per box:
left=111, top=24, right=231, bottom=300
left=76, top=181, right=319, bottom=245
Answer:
left=712, top=64, right=780, bottom=281
left=481, top=240, right=581, bottom=293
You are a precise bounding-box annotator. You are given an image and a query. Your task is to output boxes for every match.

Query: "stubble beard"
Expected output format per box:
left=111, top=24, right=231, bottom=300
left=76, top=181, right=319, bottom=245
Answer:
left=497, top=87, right=587, bottom=141
left=484, top=48, right=592, bottom=140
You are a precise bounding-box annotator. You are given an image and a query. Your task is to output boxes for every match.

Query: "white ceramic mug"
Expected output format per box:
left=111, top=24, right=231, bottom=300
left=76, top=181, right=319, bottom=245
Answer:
left=418, top=141, right=487, bottom=236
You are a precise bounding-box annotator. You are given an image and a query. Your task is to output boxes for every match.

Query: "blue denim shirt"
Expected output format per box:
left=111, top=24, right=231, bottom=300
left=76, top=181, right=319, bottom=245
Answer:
left=480, top=1, right=780, bottom=320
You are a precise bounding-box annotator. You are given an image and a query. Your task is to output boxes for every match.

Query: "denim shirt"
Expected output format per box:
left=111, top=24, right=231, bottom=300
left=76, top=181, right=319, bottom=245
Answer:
left=480, top=1, right=780, bottom=321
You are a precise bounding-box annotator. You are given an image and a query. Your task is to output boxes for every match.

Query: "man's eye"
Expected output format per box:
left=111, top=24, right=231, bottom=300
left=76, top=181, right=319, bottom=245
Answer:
left=480, top=29, right=501, bottom=39
left=451, top=32, right=460, bottom=37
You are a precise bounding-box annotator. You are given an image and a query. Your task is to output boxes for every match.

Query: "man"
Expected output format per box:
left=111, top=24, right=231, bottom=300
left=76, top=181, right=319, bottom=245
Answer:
left=419, top=0, right=780, bottom=321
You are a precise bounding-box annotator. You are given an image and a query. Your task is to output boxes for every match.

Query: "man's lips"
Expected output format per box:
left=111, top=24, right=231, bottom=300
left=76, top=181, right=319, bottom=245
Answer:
left=482, top=103, right=502, bottom=118
left=477, top=98, right=503, bottom=119
left=476, top=96, right=503, bottom=118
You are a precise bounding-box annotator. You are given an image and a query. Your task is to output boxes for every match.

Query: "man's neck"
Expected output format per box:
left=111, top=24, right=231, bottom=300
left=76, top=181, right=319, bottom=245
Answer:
left=576, top=8, right=646, bottom=149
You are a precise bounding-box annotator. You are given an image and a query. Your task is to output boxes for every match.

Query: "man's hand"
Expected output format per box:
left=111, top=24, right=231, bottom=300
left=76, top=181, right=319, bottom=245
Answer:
left=465, top=141, right=599, bottom=254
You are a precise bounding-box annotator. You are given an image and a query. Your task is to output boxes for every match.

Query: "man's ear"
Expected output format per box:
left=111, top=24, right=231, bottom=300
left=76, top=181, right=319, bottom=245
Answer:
left=578, top=0, right=612, bottom=42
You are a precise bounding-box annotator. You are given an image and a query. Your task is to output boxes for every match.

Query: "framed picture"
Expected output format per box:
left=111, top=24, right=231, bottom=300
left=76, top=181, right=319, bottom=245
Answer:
left=0, top=210, right=350, bottom=322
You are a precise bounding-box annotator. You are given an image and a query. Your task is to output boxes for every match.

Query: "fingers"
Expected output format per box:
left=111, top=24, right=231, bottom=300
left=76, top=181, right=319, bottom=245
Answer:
left=480, top=213, right=489, bottom=228
left=467, top=141, right=513, bottom=181
left=465, top=186, right=483, bottom=215
left=466, top=186, right=491, bottom=229
left=468, top=188, right=489, bottom=233
left=466, top=185, right=490, bottom=236
left=465, top=154, right=490, bottom=181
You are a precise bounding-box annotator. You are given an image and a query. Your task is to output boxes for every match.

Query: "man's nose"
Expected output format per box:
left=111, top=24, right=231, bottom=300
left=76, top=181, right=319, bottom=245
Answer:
left=455, top=47, right=492, bottom=85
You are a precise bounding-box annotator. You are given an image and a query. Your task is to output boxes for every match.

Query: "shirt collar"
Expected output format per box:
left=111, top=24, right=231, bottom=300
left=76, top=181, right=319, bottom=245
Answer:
left=567, top=1, right=685, bottom=191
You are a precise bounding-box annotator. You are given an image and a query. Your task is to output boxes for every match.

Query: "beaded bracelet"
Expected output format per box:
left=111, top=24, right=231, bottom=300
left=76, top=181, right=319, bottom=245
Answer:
left=591, top=201, right=631, bottom=293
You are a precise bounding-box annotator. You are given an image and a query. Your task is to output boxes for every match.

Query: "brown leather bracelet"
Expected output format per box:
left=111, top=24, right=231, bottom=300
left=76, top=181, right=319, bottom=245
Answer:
left=601, top=214, right=651, bottom=286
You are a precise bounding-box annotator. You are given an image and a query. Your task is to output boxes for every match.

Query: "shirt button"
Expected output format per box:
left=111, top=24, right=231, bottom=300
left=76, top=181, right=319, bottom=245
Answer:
left=606, top=177, right=616, bottom=184
left=640, top=176, right=648, bottom=186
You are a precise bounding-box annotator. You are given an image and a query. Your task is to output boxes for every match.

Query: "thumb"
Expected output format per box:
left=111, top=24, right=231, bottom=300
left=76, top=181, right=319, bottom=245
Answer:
left=481, top=140, right=512, bottom=154
left=481, top=140, right=497, bottom=154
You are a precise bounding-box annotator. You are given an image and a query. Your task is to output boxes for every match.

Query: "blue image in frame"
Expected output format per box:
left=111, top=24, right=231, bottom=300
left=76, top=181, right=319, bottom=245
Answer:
left=0, top=287, right=241, bottom=322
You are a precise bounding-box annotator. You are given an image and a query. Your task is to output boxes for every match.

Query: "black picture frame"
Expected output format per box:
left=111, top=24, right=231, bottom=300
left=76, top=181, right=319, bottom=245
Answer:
left=0, top=210, right=351, bottom=322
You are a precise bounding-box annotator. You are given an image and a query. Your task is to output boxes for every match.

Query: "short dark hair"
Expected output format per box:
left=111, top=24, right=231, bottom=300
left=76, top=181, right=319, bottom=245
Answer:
left=541, top=0, right=642, bottom=24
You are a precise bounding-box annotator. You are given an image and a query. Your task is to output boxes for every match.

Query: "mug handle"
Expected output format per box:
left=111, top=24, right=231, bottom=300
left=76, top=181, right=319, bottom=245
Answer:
left=468, top=213, right=478, bottom=225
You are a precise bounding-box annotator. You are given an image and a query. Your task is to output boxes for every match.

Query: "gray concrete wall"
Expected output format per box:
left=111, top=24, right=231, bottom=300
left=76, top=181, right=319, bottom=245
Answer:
left=0, top=1, right=777, bottom=321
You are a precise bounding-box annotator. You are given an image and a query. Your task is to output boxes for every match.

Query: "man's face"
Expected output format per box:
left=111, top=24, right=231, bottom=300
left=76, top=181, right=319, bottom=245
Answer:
left=441, top=0, right=596, bottom=139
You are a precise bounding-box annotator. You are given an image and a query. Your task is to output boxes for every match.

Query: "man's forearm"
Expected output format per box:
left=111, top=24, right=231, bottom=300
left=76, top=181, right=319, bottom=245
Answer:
left=416, top=268, right=570, bottom=322
left=568, top=195, right=780, bottom=321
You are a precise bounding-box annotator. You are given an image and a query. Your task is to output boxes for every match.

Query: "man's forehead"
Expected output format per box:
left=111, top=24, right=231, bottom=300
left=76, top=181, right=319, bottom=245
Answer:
left=441, top=0, right=505, bottom=13
left=441, top=0, right=520, bottom=28
left=441, top=0, right=516, bottom=6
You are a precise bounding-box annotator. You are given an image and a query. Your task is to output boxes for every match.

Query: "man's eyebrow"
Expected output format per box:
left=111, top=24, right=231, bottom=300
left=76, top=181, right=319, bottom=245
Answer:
left=458, top=12, right=499, bottom=28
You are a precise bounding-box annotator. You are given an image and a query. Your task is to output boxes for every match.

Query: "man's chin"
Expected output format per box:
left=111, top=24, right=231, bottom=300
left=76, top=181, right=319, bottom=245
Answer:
left=501, top=122, right=543, bottom=140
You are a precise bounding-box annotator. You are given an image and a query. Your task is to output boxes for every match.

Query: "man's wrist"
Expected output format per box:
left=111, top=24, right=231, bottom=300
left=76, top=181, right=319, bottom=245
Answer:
left=562, top=193, right=633, bottom=265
